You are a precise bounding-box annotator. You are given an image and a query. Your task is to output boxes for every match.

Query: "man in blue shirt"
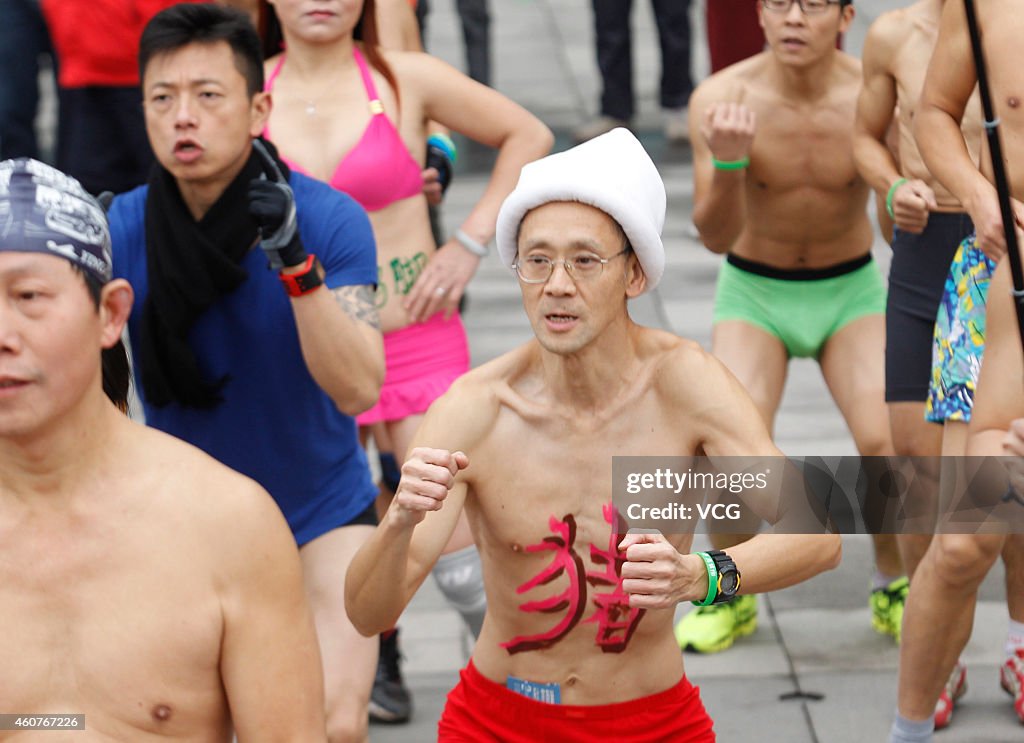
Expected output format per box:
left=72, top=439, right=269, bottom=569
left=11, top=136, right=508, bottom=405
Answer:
left=108, top=5, right=384, bottom=740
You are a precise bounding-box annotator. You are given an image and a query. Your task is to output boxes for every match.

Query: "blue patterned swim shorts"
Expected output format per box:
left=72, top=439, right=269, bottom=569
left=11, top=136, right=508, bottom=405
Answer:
left=925, top=234, right=997, bottom=423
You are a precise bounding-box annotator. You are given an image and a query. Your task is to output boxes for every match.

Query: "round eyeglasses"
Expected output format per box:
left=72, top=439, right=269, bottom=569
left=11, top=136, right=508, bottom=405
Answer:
left=513, top=248, right=630, bottom=284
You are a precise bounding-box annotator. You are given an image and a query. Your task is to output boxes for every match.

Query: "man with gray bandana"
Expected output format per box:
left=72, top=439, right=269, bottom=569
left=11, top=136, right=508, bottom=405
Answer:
left=0, top=158, right=325, bottom=741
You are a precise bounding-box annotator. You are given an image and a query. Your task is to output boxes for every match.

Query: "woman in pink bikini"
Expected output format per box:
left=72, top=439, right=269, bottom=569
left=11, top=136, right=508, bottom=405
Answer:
left=262, top=0, right=551, bottom=731
left=264, top=0, right=549, bottom=456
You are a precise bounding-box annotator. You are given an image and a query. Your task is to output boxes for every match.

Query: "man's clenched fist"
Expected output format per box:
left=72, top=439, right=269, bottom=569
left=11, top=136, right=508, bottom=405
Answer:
left=392, top=447, right=470, bottom=526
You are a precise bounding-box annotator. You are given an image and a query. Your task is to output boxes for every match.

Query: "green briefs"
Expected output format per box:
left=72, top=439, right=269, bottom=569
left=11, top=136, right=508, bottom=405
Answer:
left=713, top=253, right=887, bottom=359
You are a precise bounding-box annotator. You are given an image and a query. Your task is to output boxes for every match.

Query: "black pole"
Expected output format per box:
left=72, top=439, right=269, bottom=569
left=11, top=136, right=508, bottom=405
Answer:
left=963, top=0, right=1024, bottom=351
left=963, top=0, right=1024, bottom=507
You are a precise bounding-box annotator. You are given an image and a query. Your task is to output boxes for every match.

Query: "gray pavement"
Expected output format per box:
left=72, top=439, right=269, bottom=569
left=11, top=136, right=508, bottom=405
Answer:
left=370, top=1, right=1020, bottom=741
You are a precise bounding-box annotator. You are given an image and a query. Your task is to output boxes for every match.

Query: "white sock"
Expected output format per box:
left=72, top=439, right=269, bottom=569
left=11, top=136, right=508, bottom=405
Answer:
left=873, top=569, right=902, bottom=592
left=889, top=712, right=934, bottom=743
left=1006, top=619, right=1024, bottom=659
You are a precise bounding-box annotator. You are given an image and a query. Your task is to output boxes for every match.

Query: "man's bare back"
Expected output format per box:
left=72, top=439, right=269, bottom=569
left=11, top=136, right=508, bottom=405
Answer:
left=691, top=51, right=872, bottom=268
left=0, top=418, right=323, bottom=742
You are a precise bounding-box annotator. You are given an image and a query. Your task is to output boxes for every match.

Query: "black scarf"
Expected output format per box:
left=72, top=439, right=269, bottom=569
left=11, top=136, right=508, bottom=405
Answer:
left=139, top=139, right=290, bottom=409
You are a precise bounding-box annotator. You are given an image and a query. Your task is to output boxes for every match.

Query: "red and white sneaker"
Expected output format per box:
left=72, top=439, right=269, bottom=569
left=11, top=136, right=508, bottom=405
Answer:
left=1000, top=649, right=1024, bottom=724
left=934, top=661, right=968, bottom=730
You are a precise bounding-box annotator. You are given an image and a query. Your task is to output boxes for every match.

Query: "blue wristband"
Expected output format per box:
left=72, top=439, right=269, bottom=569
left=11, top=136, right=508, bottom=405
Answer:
left=427, top=133, right=457, bottom=165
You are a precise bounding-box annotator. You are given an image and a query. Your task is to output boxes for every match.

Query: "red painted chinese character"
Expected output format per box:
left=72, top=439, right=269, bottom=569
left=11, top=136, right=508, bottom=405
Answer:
left=501, top=514, right=587, bottom=655
left=583, top=503, right=645, bottom=653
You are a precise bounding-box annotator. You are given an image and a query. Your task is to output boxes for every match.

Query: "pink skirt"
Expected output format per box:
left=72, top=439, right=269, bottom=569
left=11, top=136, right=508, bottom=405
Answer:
left=356, top=311, right=470, bottom=425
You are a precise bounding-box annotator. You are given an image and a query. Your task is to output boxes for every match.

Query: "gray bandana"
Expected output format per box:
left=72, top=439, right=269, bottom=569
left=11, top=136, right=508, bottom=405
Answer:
left=0, top=158, right=112, bottom=284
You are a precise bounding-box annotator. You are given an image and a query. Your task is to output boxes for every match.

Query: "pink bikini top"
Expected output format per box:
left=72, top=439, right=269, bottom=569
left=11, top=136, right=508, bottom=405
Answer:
left=264, top=48, right=424, bottom=212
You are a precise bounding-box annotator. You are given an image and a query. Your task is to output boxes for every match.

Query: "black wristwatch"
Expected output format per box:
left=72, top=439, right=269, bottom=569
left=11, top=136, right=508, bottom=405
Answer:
left=693, top=549, right=742, bottom=606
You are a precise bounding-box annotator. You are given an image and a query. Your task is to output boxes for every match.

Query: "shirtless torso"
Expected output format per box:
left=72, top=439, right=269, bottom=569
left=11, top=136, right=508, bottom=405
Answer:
left=966, top=0, right=1024, bottom=194
left=347, top=197, right=841, bottom=717
left=359, top=321, right=804, bottom=702
left=691, top=50, right=872, bottom=269
left=344, top=159, right=839, bottom=740
left=856, top=0, right=983, bottom=219
left=887, top=6, right=980, bottom=210
left=682, top=3, right=893, bottom=628
left=853, top=0, right=985, bottom=577
left=0, top=61, right=323, bottom=743
left=454, top=334, right=711, bottom=702
left=0, top=421, right=322, bottom=742
left=918, top=0, right=1024, bottom=257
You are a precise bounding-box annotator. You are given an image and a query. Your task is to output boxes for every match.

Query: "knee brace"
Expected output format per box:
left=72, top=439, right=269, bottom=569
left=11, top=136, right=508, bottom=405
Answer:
left=432, top=545, right=487, bottom=639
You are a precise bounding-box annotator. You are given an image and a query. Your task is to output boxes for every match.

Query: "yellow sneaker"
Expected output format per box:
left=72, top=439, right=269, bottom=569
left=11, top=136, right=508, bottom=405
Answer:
left=674, top=594, right=758, bottom=654
left=869, top=576, right=909, bottom=643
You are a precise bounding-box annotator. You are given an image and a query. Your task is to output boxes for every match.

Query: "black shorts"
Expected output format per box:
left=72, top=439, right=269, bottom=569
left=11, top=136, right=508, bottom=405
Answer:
left=885, top=212, right=973, bottom=403
left=344, top=500, right=379, bottom=528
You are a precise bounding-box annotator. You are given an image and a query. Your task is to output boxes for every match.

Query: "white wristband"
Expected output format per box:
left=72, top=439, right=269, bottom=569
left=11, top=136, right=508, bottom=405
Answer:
left=455, top=228, right=489, bottom=257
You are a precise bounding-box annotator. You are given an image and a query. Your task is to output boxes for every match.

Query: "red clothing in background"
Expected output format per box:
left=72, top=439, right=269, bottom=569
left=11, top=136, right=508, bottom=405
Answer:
left=42, top=0, right=201, bottom=87
left=706, top=0, right=764, bottom=73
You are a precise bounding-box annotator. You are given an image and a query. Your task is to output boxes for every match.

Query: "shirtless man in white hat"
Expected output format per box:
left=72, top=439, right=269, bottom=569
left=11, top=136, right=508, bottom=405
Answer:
left=346, top=129, right=841, bottom=741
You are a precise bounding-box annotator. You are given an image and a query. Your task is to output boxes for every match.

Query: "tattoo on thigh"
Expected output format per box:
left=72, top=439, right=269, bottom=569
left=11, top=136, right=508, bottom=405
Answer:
left=332, top=284, right=381, bottom=329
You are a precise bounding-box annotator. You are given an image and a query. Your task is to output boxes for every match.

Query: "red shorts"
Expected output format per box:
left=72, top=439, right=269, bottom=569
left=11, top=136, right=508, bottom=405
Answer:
left=437, top=661, right=716, bottom=742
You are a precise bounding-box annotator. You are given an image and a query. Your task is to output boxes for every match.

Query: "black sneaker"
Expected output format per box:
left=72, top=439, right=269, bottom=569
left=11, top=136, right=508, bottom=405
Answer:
left=369, top=629, right=413, bottom=724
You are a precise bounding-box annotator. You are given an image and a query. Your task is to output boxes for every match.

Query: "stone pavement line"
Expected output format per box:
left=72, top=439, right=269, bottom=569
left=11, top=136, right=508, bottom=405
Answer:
left=765, top=595, right=825, bottom=743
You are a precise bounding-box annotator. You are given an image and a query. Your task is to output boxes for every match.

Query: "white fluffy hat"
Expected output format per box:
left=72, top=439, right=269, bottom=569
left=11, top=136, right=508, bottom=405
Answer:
left=495, top=128, right=666, bottom=292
